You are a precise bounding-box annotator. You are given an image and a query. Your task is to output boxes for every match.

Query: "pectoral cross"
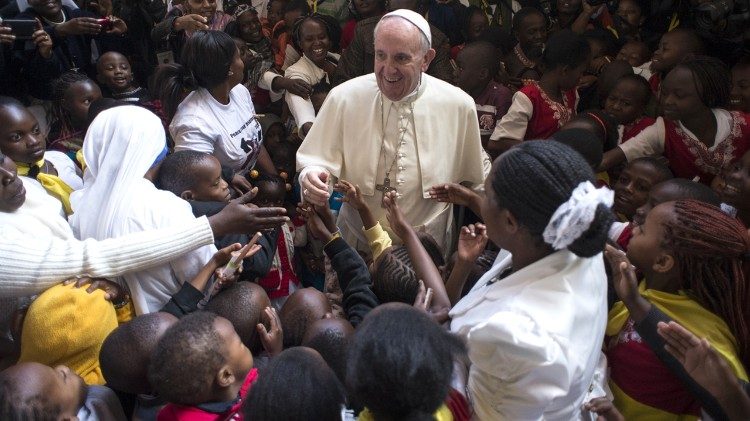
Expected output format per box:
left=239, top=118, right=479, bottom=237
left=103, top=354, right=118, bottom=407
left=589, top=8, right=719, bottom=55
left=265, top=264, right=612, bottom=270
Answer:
left=375, top=177, right=397, bottom=204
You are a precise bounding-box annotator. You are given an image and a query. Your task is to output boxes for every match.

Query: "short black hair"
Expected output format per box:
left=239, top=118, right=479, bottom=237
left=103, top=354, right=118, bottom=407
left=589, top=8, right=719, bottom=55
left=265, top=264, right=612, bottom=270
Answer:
left=582, top=28, right=617, bottom=57
left=577, top=109, right=619, bottom=152
left=612, top=73, right=652, bottom=105
left=0, top=373, right=60, bottom=421
left=244, top=347, right=346, bottom=420
left=490, top=141, right=614, bottom=257
left=100, top=312, right=177, bottom=394
left=654, top=178, right=721, bottom=207
left=668, top=28, right=706, bottom=56
left=552, top=128, right=603, bottom=169
left=629, top=157, right=674, bottom=182
left=347, top=303, right=466, bottom=420
left=0, top=95, right=24, bottom=110
left=675, top=55, right=731, bottom=108
left=292, top=13, right=341, bottom=53
left=542, top=29, right=591, bottom=71
left=279, top=289, right=331, bottom=348
left=251, top=173, right=287, bottom=205
left=301, top=319, right=353, bottom=385
left=148, top=312, right=227, bottom=405
left=206, top=282, right=269, bottom=355
left=461, top=41, right=502, bottom=80
left=155, top=150, right=215, bottom=196
left=512, top=6, right=545, bottom=35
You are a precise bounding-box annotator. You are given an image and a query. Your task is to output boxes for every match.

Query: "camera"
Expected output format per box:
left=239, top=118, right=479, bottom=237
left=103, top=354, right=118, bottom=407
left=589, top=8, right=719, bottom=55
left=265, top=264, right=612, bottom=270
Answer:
left=694, top=0, right=750, bottom=31
left=0, top=18, right=37, bottom=40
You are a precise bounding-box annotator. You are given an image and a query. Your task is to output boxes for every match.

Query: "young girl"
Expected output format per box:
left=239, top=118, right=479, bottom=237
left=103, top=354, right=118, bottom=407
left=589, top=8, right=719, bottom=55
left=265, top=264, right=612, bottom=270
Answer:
left=647, top=28, right=704, bottom=94
left=731, top=56, right=750, bottom=113
left=605, top=200, right=750, bottom=418
left=47, top=72, right=103, bottom=162
left=155, top=30, right=276, bottom=177
left=226, top=6, right=274, bottom=109
left=285, top=14, right=340, bottom=139
left=604, top=73, right=655, bottom=145
left=0, top=97, right=81, bottom=215
left=252, top=174, right=304, bottom=310
left=450, top=141, right=614, bottom=419
left=601, top=56, right=750, bottom=185
left=488, top=30, right=590, bottom=156
left=719, top=149, right=750, bottom=227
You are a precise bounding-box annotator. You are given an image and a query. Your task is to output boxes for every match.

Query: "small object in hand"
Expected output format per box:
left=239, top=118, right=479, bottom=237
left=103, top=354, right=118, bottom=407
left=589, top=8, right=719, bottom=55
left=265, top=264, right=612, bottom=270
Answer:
left=279, top=171, right=288, bottom=180
left=96, top=17, right=113, bottom=30
left=249, top=169, right=259, bottom=179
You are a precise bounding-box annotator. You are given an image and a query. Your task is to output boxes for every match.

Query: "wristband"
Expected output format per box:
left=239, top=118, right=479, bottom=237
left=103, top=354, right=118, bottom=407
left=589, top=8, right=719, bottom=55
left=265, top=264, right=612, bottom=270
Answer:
left=325, top=230, right=341, bottom=247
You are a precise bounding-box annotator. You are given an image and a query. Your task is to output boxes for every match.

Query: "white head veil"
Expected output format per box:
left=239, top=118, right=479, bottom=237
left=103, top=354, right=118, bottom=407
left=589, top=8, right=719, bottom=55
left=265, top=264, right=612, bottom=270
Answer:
left=70, top=106, right=175, bottom=240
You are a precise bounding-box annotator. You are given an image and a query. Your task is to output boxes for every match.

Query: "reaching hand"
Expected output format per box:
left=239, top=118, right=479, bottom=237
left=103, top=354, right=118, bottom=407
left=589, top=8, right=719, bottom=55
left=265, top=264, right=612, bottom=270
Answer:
left=297, top=203, right=333, bottom=241
left=231, top=172, right=253, bottom=194
left=173, top=14, right=208, bottom=32
left=428, top=183, right=478, bottom=208
left=334, top=179, right=367, bottom=211
left=257, top=306, right=283, bottom=356
left=32, top=21, right=52, bottom=59
left=210, top=188, right=288, bottom=236
left=583, top=398, right=625, bottom=421
left=604, top=244, right=640, bottom=304
left=56, top=17, right=103, bottom=36
left=279, top=77, right=312, bottom=99
left=457, top=224, right=488, bottom=263
left=104, top=16, right=127, bottom=35
left=0, top=26, right=15, bottom=44
left=383, top=191, right=411, bottom=240
left=301, top=170, right=330, bottom=206
left=63, top=277, right=129, bottom=305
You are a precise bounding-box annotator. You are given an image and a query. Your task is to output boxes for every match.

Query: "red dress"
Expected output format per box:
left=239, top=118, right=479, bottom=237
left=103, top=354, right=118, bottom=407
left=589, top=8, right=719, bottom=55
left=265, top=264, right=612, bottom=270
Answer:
left=620, top=116, right=656, bottom=144
left=519, top=80, right=578, bottom=140
left=648, top=73, right=661, bottom=95
left=257, top=223, right=301, bottom=300
left=663, top=111, right=750, bottom=183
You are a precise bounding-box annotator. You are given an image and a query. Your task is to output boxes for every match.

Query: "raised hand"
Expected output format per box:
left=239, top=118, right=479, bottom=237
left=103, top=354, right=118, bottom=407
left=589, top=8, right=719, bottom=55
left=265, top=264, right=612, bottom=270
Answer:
left=32, top=21, right=52, bottom=59
left=457, top=224, right=488, bottom=263
left=334, top=179, right=366, bottom=211
left=104, top=16, right=127, bottom=35
left=209, top=188, right=288, bottom=236
left=301, top=170, right=330, bottom=206
left=383, top=191, right=410, bottom=240
left=297, top=203, right=334, bottom=241
left=604, top=244, right=639, bottom=304
left=257, top=306, right=283, bottom=356
left=173, top=14, right=208, bottom=32
left=56, top=17, right=103, bottom=36
left=63, top=277, right=129, bottom=304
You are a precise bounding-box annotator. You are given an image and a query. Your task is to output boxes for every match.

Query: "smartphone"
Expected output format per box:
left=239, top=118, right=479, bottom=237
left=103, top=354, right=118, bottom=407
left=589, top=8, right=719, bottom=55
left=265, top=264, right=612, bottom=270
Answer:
left=96, top=17, right=113, bottom=31
left=0, top=19, right=37, bottom=40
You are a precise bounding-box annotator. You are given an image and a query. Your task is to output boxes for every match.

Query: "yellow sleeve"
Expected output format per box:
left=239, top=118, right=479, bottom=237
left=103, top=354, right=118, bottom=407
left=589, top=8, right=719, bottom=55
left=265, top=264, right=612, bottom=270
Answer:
left=363, top=222, right=392, bottom=261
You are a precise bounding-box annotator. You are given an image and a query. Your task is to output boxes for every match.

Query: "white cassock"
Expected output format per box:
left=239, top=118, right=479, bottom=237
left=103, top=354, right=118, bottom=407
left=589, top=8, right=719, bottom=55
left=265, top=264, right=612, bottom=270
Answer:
left=296, top=73, right=491, bottom=252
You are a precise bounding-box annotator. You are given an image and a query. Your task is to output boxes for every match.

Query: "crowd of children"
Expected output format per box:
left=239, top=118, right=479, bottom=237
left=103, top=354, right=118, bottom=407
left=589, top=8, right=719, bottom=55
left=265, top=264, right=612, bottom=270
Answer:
left=1, top=0, right=750, bottom=419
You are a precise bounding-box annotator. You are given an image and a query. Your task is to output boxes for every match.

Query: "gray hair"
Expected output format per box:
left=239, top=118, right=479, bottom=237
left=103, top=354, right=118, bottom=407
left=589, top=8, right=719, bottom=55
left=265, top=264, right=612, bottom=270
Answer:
left=374, top=15, right=431, bottom=55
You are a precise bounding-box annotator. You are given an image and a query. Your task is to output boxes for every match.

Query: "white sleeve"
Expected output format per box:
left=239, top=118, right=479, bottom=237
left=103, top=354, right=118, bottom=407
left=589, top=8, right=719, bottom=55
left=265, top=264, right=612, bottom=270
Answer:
left=171, top=118, right=216, bottom=154
left=467, top=311, right=571, bottom=420
left=259, top=70, right=285, bottom=102
left=0, top=217, right=214, bottom=298
left=286, top=92, right=317, bottom=129
left=619, top=118, right=665, bottom=161
left=489, top=91, right=533, bottom=142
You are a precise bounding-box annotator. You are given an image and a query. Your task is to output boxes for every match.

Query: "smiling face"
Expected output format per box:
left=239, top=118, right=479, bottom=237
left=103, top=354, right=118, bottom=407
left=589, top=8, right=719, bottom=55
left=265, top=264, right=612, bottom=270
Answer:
left=605, top=78, right=648, bottom=125
left=516, top=12, right=547, bottom=53
left=97, top=52, right=134, bottom=94
left=616, top=0, right=643, bottom=29
left=185, top=0, right=217, bottom=21
left=650, top=32, right=690, bottom=74
left=730, top=63, right=750, bottom=113
left=613, top=160, right=667, bottom=219
left=660, top=66, right=706, bottom=122
left=616, top=41, right=649, bottom=67
left=721, top=150, right=750, bottom=212
left=374, top=18, right=435, bottom=102
left=237, top=10, right=264, bottom=44
left=299, top=19, right=331, bottom=67
left=0, top=104, right=46, bottom=165
left=62, top=80, right=103, bottom=129
left=0, top=155, right=26, bottom=212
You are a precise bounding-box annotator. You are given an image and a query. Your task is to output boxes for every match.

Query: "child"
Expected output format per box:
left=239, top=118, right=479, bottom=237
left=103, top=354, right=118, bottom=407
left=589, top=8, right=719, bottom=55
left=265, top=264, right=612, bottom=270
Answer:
left=47, top=72, right=103, bottom=161
left=719, top=149, right=750, bottom=227
left=489, top=30, right=590, bottom=156
left=243, top=347, right=347, bottom=420
left=604, top=74, right=655, bottom=144
left=278, top=287, right=333, bottom=348
left=615, top=40, right=650, bottom=69
left=561, top=110, right=619, bottom=186
left=300, top=317, right=353, bottom=385
left=252, top=173, right=303, bottom=309
left=205, top=282, right=275, bottom=355
left=347, top=303, right=467, bottom=420
left=96, top=51, right=151, bottom=103
left=602, top=56, right=750, bottom=184
left=612, top=157, right=673, bottom=222
left=226, top=6, right=274, bottom=110
left=647, top=28, right=704, bottom=94
left=604, top=200, right=750, bottom=418
left=0, top=362, right=127, bottom=420
left=731, top=56, right=750, bottom=113
left=454, top=41, right=512, bottom=157
left=0, top=97, right=81, bottom=215
left=149, top=311, right=272, bottom=421
left=263, top=0, right=287, bottom=36
left=449, top=6, right=489, bottom=60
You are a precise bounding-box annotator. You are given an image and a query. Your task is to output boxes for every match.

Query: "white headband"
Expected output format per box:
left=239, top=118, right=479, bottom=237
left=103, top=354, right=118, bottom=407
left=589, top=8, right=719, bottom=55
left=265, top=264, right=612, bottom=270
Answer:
left=382, top=9, right=431, bottom=48
left=542, top=181, right=614, bottom=250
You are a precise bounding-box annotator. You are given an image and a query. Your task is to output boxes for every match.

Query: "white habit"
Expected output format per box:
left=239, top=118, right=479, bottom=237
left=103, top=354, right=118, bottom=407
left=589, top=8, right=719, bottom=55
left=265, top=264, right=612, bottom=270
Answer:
left=296, top=73, right=491, bottom=252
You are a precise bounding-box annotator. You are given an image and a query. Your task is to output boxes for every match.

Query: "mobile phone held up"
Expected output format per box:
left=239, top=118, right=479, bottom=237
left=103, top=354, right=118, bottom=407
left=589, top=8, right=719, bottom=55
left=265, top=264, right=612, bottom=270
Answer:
left=0, top=18, right=37, bottom=40
left=96, top=17, right=114, bottom=31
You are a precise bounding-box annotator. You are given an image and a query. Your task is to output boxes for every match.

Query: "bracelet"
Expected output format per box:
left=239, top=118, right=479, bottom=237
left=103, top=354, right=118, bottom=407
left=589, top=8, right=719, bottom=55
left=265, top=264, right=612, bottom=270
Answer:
left=325, top=230, right=341, bottom=247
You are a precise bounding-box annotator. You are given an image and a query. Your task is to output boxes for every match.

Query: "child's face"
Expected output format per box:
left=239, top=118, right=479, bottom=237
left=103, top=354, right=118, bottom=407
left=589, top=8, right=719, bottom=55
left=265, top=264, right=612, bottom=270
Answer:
left=63, top=80, right=102, bottom=128
left=97, top=52, right=134, bottom=94
left=633, top=181, right=681, bottom=227
left=267, top=0, right=285, bottom=27
left=616, top=0, right=643, bottom=29
left=238, top=11, right=264, bottom=44
left=185, top=0, right=217, bottom=21
left=264, top=123, right=286, bottom=151
left=453, top=48, right=485, bottom=94
left=215, top=317, right=253, bottom=384
left=626, top=201, right=670, bottom=273
left=721, top=151, right=750, bottom=211
left=11, top=363, right=87, bottom=418
left=730, top=64, right=750, bottom=113
left=559, top=60, right=589, bottom=91
left=650, top=32, right=689, bottom=74
left=0, top=105, right=46, bottom=164
left=188, top=157, right=231, bottom=202
left=252, top=182, right=286, bottom=207
left=0, top=155, right=26, bottom=212
left=466, top=11, right=488, bottom=41
left=614, top=161, right=666, bottom=219
left=516, top=13, right=547, bottom=52
left=605, top=79, right=646, bottom=125
left=660, top=67, right=705, bottom=122
left=616, top=42, right=648, bottom=67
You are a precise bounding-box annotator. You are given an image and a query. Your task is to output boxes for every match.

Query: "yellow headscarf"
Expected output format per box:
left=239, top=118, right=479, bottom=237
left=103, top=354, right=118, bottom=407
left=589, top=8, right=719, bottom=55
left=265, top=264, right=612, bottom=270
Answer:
left=19, top=283, right=118, bottom=385
left=16, top=158, right=74, bottom=215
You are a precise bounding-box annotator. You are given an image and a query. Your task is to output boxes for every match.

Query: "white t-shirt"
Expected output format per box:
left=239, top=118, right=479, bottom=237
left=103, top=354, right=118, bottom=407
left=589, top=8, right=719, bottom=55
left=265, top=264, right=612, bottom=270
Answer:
left=171, top=84, right=263, bottom=171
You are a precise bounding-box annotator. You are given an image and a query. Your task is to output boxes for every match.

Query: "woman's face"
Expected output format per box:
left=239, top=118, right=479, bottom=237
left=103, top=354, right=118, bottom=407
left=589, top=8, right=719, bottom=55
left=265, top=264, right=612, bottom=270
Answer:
left=616, top=0, right=643, bottom=29
left=730, top=64, right=750, bottom=113
left=556, top=0, right=581, bottom=15
left=0, top=155, right=26, bottom=213
left=721, top=151, right=750, bottom=211
left=238, top=11, right=264, bottom=43
left=28, top=0, right=62, bottom=19
left=660, top=67, right=705, bottom=122
left=299, top=19, right=330, bottom=66
left=186, top=0, right=217, bottom=21
left=467, top=10, right=489, bottom=42
left=0, top=105, right=46, bottom=165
